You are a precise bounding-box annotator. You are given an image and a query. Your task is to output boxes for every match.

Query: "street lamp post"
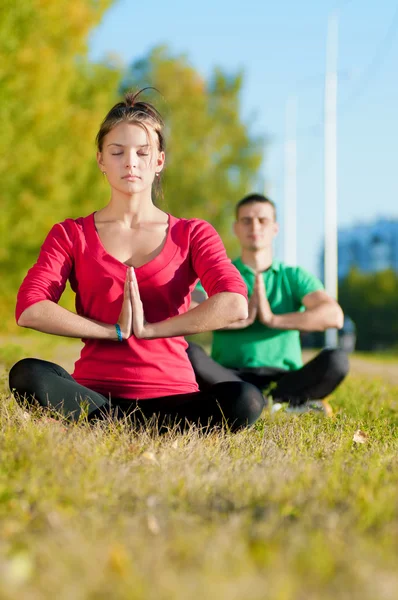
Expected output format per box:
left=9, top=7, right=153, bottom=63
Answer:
left=324, top=13, right=339, bottom=348
left=284, top=95, right=297, bottom=266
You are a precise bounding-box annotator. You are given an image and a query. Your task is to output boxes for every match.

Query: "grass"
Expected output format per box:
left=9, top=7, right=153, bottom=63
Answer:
left=353, top=349, right=398, bottom=363
left=0, top=340, right=397, bottom=599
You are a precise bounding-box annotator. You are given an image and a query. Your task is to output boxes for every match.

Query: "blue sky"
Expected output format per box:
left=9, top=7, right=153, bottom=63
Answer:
left=89, top=0, right=398, bottom=276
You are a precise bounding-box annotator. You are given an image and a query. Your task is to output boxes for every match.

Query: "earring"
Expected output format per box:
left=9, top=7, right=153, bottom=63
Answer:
left=102, top=171, right=106, bottom=175
left=156, top=173, right=160, bottom=177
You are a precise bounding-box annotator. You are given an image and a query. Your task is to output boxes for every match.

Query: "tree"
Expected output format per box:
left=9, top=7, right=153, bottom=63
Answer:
left=0, top=0, right=121, bottom=326
left=122, top=46, right=263, bottom=255
left=339, top=269, right=398, bottom=350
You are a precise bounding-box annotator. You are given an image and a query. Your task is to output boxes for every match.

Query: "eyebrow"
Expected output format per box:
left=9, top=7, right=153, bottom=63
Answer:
left=107, top=143, right=150, bottom=148
left=240, top=216, right=270, bottom=219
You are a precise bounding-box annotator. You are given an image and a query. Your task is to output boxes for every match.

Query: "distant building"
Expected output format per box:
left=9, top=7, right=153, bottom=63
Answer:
left=320, top=218, right=398, bottom=280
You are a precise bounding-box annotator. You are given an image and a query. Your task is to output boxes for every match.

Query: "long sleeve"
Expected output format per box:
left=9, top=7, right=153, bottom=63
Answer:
left=189, top=219, right=247, bottom=300
left=16, top=222, right=74, bottom=322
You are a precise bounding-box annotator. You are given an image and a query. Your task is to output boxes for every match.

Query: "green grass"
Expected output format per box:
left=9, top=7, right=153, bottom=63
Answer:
left=0, top=346, right=397, bottom=599
left=352, top=349, right=398, bottom=363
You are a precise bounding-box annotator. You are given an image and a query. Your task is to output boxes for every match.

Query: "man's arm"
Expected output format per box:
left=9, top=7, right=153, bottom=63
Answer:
left=256, top=273, right=344, bottom=332
left=189, top=283, right=256, bottom=330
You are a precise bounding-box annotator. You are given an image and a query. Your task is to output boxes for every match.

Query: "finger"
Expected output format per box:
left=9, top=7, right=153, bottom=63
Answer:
left=129, top=277, right=135, bottom=301
left=124, top=272, right=130, bottom=298
left=129, top=266, right=137, bottom=289
left=132, top=268, right=142, bottom=300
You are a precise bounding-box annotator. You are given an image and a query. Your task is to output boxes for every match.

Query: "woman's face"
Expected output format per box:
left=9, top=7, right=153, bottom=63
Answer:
left=97, top=122, right=165, bottom=196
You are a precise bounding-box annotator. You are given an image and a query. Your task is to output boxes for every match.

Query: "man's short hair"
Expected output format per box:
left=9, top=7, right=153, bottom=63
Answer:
left=235, top=193, right=277, bottom=221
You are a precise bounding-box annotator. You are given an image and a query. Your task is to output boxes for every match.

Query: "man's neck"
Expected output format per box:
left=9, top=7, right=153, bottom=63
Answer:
left=240, top=248, right=273, bottom=273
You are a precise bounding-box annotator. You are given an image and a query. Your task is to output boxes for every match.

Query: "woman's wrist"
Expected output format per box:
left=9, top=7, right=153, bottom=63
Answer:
left=136, top=322, right=156, bottom=340
left=101, top=323, right=122, bottom=341
left=115, top=323, right=123, bottom=342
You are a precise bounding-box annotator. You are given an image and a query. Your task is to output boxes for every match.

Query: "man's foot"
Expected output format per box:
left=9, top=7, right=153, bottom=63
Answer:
left=268, top=398, right=334, bottom=416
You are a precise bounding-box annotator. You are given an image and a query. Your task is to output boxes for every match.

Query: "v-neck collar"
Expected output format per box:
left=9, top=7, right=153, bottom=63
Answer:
left=83, top=212, right=178, bottom=282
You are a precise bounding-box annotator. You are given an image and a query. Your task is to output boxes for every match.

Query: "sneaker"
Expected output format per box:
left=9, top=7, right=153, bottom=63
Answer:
left=268, top=398, right=333, bottom=416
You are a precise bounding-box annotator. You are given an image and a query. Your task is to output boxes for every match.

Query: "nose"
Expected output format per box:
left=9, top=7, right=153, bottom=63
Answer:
left=250, top=219, right=260, bottom=232
left=125, top=150, right=138, bottom=169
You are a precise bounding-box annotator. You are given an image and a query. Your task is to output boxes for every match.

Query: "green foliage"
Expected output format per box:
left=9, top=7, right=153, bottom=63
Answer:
left=0, top=0, right=120, bottom=328
left=122, top=46, right=263, bottom=255
left=339, top=268, right=398, bottom=350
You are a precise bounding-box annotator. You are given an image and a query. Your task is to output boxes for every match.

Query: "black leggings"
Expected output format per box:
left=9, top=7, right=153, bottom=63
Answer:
left=187, top=343, right=349, bottom=406
left=8, top=358, right=265, bottom=431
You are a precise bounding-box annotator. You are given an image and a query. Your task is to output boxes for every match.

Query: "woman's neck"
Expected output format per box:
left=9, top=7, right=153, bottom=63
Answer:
left=98, top=190, right=164, bottom=225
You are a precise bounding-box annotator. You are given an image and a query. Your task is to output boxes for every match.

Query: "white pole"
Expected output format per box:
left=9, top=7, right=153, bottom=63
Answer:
left=324, top=13, right=339, bottom=348
left=284, top=96, right=297, bottom=266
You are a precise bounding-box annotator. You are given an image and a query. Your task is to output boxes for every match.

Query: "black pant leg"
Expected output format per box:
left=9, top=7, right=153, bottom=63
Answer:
left=235, top=366, right=288, bottom=392
left=132, top=380, right=265, bottom=432
left=187, top=342, right=288, bottom=395
left=186, top=342, right=243, bottom=391
left=9, top=357, right=265, bottom=430
left=271, top=348, right=349, bottom=404
left=9, top=358, right=109, bottom=422
left=207, top=381, right=266, bottom=429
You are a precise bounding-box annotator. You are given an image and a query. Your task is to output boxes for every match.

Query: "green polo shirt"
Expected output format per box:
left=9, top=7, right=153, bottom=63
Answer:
left=201, top=258, right=324, bottom=371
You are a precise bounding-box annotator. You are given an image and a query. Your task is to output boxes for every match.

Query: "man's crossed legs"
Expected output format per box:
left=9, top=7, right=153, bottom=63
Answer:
left=187, top=342, right=349, bottom=410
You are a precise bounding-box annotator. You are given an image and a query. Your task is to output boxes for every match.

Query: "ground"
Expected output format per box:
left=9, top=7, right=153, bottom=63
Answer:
left=0, top=336, right=397, bottom=599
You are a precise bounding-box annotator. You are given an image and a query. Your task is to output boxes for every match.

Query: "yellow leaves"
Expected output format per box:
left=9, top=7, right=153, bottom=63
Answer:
left=353, top=429, right=369, bottom=444
left=16, top=46, right=36, bottom=67
left=35, top=0, right=106, bottom=45
left=19, top=191, right=36, bottom=210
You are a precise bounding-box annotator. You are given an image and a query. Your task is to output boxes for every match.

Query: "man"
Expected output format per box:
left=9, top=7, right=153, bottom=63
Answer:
left=188, top=193, right=349, bottom=413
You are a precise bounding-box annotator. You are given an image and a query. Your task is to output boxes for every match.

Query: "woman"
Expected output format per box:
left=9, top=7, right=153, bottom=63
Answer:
left=9, top=91, right=265, bottom=430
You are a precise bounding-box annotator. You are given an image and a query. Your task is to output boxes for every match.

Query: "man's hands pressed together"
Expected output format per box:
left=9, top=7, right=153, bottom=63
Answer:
left=254, top=273, right=275, bottom=327
left=254, top=272, right=344, bottom=332
left=220, top=270, right=343, bottom=333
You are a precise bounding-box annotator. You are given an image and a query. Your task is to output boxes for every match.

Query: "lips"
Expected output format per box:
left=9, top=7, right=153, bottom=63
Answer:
left=123, top=174, right=140, bottom=180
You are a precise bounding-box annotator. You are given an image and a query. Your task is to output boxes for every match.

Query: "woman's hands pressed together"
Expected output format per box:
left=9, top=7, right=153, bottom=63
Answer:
left=117, top=267, right=153, bottom=340
left=129, top=267, right=153, bottom=339
left=117, top=267, right=250, bottom=341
